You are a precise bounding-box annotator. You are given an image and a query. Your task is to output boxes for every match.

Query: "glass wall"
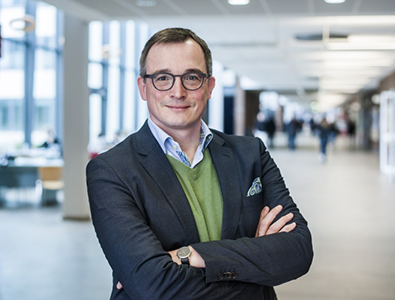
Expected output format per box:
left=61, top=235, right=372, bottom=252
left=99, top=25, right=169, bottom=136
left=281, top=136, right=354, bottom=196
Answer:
left=0, top=0, right=26, bottom=151
left=1, top=4, right=224, bottom=157
left=0, top=0, right=63, bottom=153
left=87, top=20, right=149, bottom=155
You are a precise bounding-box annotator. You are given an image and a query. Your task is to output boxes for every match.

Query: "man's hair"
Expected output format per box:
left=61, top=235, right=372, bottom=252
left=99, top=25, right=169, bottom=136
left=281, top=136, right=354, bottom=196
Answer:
left=139, top=27, right=212, bottom=77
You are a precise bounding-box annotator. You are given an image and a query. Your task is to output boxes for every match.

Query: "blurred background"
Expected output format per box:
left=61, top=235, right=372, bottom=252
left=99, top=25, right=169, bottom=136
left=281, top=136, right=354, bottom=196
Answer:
left=0, top=0, right=394, bottom=299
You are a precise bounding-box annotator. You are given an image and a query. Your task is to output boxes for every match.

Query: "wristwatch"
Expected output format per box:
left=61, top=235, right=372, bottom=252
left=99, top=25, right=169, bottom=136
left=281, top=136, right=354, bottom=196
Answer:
left=176, top=246, right=191, bottom=265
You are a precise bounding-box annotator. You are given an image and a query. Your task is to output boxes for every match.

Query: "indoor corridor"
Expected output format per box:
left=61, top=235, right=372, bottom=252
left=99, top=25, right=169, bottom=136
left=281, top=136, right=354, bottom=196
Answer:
left=0, top=135, right=394, bottom=300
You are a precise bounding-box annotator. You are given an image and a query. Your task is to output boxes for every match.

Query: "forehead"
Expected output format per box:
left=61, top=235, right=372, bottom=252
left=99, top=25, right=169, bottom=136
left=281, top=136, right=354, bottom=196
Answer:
left=145, top=40, right=206, bottom=73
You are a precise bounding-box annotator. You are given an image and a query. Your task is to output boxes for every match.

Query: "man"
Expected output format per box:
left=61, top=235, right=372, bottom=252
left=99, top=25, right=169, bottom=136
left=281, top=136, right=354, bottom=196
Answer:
left=86, top=27, right=313, bottom=300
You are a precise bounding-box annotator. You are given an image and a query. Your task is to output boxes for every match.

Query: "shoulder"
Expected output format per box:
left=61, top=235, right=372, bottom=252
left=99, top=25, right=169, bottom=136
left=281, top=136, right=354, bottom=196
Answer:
left=210, top=129, right=265, bottom=154
left=211, top=128, right=261, bottom=143
left=86, top=134, right=135, bottom=175
left=88, top=122, right=157, bottom=169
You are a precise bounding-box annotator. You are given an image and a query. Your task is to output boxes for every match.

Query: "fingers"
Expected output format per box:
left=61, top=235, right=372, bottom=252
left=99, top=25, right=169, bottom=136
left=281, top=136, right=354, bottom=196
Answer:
left=255, top=205, right=283, bottom=237
left=280, top=222, right=297, bottom=233
left=117, top=282, right=123, bottom=290
left=267, top=213, right=294, bottom=235
left=255, top=206, right=269, bottom=237
left=256, top=205, right=297, bottom=237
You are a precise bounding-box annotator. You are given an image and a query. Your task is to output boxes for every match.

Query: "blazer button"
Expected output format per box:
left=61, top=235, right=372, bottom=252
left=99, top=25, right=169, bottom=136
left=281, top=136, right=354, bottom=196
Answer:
left=218, top=272, right=238, bottom=280
left=225, top=271, right=238, bottom=279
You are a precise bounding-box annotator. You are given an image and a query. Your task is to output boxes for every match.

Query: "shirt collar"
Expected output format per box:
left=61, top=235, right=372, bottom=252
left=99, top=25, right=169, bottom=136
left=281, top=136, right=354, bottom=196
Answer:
left=147, top=117, right=213, bottom=154
left=200, top=121, right=213, bottom=151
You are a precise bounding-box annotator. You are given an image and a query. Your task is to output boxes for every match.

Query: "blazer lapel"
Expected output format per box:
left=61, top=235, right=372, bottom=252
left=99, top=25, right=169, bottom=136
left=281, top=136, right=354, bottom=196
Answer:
left=135, top=123, right=200, bottom=244
left=208, top=134, right=242, bottom=240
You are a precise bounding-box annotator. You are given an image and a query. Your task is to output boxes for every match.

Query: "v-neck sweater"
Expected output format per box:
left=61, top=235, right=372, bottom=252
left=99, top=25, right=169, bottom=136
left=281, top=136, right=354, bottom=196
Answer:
left=167, top=150, right=223, bottom=242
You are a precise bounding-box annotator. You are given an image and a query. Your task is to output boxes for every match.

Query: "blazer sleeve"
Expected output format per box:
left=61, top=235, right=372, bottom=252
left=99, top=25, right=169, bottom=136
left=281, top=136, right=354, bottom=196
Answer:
left=86, top=151, right=267, bottom=300
left=191, top=137, right=313, bottom=287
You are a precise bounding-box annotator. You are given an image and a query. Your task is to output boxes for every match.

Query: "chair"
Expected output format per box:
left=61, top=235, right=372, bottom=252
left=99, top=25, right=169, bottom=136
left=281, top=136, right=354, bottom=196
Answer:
left=38, top=166, right=64, bottom=206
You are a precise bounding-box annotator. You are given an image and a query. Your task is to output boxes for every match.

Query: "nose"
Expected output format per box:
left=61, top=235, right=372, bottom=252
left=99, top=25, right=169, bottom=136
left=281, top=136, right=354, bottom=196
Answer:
left=170, top=76, right=187, bottom=100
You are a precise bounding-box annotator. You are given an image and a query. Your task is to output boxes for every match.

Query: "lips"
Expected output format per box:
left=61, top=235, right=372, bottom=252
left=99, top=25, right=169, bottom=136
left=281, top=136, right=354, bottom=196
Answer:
left=165, top=104, right=191, bottom=110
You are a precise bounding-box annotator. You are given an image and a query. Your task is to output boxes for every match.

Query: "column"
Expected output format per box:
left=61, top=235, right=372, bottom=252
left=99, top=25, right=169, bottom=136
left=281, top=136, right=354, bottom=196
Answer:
left=62, top=15, right=90, bottom=220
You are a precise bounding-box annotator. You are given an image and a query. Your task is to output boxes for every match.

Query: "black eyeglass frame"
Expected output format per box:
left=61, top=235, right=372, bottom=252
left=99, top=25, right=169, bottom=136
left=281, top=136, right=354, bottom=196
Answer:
left=143, top=72, right=209, bottom=91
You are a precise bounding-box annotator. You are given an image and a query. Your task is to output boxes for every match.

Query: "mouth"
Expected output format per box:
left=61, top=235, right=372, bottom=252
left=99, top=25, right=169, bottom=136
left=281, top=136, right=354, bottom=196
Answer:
left=166, top=104, right=190, bottom=111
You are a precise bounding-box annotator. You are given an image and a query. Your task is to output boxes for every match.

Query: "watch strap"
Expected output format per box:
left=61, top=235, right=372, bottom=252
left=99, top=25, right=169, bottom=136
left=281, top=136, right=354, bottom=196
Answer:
left=180, top=256, right=190, bottom=265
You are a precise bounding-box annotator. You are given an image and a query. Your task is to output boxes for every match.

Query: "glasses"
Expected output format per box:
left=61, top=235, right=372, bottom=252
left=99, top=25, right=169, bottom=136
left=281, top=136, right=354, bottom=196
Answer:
left=144, top=72, right=209, bottom=91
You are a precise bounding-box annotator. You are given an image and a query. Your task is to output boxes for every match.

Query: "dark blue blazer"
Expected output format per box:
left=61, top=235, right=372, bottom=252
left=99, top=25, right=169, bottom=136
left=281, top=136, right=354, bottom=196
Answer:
left=86, top=121, right=313, bottom=300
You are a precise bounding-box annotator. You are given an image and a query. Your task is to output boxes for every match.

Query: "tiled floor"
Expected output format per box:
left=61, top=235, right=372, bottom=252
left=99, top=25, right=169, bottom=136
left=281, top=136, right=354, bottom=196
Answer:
left=1, top=138, right=394, bottom=300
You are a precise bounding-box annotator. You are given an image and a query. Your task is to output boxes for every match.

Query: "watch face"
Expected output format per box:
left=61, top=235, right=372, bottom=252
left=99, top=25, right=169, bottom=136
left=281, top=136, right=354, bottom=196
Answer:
left=177, top=247, right=190, bottom=258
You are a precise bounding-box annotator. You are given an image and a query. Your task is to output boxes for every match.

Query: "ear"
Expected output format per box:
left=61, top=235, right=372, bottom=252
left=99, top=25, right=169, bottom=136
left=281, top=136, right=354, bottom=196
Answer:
left=137, top=76, right=147, bottom=101
left=206, top=76, right=216, bottom=100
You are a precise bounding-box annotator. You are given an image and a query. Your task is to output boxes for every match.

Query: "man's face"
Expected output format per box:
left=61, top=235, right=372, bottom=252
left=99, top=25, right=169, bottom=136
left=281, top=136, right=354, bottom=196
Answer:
left=137, top=39, right=215, bottom=136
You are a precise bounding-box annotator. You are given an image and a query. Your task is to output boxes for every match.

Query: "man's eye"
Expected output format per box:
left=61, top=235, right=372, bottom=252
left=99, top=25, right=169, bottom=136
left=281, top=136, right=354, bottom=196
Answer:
left=156, top=75, right=171, bottom=81
left=185, top=74, right=200, bottom=81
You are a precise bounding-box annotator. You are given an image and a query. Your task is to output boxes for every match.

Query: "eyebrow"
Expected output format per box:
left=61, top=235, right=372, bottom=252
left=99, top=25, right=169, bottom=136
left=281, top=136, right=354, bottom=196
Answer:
left=151, top=68, right=206, bottom=74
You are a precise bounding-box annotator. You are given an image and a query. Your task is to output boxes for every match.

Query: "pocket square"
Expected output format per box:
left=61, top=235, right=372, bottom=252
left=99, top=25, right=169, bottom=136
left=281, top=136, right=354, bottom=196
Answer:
left=247, top=177, right=262, bottom=197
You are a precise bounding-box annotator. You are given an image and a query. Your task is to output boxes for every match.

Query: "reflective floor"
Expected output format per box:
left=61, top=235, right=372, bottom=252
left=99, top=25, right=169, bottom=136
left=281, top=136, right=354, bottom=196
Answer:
left=272, top=146, right=395, bottom=300
left=1, top=135, right=394, bottom=300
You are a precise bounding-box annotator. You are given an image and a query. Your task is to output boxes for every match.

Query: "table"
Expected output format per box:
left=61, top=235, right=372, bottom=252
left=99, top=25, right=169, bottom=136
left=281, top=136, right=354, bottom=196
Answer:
left=0, top=156, right=64, bottom=205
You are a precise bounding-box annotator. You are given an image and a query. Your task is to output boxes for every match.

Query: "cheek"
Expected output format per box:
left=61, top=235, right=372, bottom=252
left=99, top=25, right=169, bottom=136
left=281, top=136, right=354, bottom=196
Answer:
left=146, top=99, right=159, bottom=112
left=146, top=93, right=164, bottom=111
left=196, top=92, right=209, bottom=107
left=198, top=99, right=208, bottom=109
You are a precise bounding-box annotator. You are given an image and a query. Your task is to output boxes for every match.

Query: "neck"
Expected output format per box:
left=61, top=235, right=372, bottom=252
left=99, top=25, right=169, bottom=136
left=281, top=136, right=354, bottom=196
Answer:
left=170, top=126, right=201, bottom=163
left=149, top=117, right=203, bottom=163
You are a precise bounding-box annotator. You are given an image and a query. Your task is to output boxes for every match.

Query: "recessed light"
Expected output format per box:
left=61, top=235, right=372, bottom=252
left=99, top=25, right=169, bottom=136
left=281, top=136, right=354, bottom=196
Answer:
left=228, top=0, right=250, bottom=5
left=325, top=0, right=346, bottom=3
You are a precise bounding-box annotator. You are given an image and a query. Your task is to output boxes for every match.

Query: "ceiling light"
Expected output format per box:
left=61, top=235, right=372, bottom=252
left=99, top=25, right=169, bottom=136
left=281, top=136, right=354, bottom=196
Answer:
left=317, top=94, right=348, bottom=111
left=136, top=0, right=156, bottom=7
left=320, top=79, right=370, bottom=86
left=325, top=0, right=346, bottom=3
left=320, top=69, right=382, bottom=77
left=9, top=15, right=36, bottom=32
left=228, top=0, right=250, bottom=5
left=323, top=59, right=394, bottom=68
left=323, top=51, right=394, bottom=60
left=326, top=42, right=395, bottom=50
left=347, top=35, right=395, bottom=43
left=102, top=45, right=123, bottom=59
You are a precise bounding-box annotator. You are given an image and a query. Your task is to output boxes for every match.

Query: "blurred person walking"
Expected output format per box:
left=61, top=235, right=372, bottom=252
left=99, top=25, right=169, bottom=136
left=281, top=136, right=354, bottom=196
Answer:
left=317, top=117, right=331, bottom=163
left=347, top=118, right=356, bottom=149
left=265, top=115, right=276, bottom=148
left=287, top=117, right=300, bottom=150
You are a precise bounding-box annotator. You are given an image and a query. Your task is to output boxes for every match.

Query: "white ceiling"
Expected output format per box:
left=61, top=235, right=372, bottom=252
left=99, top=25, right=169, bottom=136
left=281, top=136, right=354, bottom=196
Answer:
left=43, top=0, right=395, bottom=110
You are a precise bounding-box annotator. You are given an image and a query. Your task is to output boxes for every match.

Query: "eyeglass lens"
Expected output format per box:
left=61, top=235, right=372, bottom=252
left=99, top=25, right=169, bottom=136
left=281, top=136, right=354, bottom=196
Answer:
left=152, top=73, right=205, bottom=91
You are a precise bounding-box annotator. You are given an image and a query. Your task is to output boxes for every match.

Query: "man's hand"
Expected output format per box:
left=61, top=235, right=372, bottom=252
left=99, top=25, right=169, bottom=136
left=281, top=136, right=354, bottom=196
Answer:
left=255, top=205, right=296, bottom=237
left=168, top=246, right=205, bottom=268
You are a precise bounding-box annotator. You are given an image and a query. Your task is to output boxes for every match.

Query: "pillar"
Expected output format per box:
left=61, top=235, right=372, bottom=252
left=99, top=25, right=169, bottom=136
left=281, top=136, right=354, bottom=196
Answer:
left=62, top=14, right=90, bottom=220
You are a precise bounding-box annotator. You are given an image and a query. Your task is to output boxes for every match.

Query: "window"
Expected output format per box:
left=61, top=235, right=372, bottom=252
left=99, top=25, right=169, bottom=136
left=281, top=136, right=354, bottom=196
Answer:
left=0, top=0, right=63, bottom=152
left=0, top=40, right=25, bottom=149
left=87, top=20, right=148, bottom=152
left=32, top=48, right=57, bottom=145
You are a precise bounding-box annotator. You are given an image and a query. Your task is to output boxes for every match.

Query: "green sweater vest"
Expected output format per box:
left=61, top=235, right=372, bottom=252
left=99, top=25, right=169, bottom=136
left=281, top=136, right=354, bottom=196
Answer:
left=167, top=150, right=223, bottom=242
